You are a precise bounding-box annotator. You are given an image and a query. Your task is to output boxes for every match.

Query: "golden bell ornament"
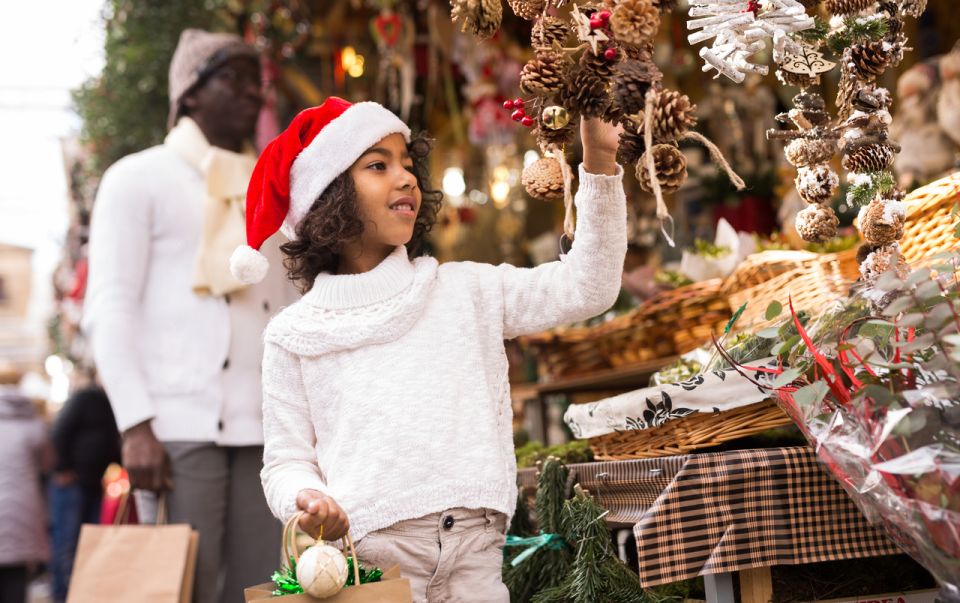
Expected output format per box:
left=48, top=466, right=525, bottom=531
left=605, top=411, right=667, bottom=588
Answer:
left=541, top=105, right=570, bottom=130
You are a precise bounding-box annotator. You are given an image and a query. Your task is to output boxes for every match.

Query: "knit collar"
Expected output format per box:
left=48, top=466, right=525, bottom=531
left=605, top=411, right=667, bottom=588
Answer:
left=304, top=246, right=416, bottom=310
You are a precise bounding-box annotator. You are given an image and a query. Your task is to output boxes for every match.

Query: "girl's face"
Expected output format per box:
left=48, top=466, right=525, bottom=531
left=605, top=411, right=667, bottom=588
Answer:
left=347, top=133, right=422, bottom=252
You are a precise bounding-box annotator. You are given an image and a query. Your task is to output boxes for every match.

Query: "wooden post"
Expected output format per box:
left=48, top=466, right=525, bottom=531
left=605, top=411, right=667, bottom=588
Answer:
left=739, top=566, right=774, bottom=603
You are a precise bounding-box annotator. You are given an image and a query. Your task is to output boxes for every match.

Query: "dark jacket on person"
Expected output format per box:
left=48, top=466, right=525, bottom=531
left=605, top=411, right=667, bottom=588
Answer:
left=52, top=386, right=121, bottom=493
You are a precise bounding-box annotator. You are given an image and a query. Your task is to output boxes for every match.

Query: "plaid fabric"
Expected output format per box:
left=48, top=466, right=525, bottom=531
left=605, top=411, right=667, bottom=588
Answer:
left=517, top=447, right=901, bottom=586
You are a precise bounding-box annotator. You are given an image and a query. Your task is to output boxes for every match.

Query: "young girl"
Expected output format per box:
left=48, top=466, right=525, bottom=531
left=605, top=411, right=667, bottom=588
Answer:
left=230, top=97, right=626, bottom=602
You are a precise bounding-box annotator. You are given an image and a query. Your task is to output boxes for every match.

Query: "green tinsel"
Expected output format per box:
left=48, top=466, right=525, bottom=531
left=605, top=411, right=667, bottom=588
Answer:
left=847, top=171, right=896, bottom=207
left=504, top=458, right=575, bottom=603
left=270, top=554, right=383, bottom=597
left=827, top=16, right=890, bottom=54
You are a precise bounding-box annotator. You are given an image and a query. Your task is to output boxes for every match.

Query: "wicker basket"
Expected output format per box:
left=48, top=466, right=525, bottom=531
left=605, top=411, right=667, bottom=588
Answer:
left=726, top=249, right=859, bottom=330
left=900, top=171, right=960, bottom=264
left=588, top=398, right=792, bottom=460
left=721, top=249, right=860, bottom=297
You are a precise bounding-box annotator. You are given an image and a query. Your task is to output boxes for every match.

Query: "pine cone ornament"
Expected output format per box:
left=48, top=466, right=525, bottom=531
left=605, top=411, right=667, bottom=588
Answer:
left=849, top=40, right=894, bottom=80
left=901, top=0, right=927, bottom=17
left=795, top=204, right=840, bottom=243
left=617, top=128, right=646, bottom=165
left=858, top=198, right=906, bottom=246
left=561, top=67, right=611, bottom=119
left=520, top=51, right=565, bottom=96
left=532, top=16, right=570, bottom=48
left=836, top=70, right=859, bottom=120
left=451, top=0, right=502, bottom=38
left=522, top=157, right=565, bottom=200
left=636, top=144, right=687, bottom=194
left=857, top=243, right=879, bottom=264
left=824, top=0, right=873, bottom=15
left=650, top=89, right=697, bottom=143
left=842, top=143, right=895, bottom=172
left=507, top=0, right=545, bottom=20
left=611, top=0, right=660, bottom=47
left=859, top=243, right=909, bottom=281
left=613, top=59, right=662, bottom=117
left=795, top=164, right=840, bottom=204
left=580, top=48, right=620, bottom=79
left=784, top=139, right=836, bottom=168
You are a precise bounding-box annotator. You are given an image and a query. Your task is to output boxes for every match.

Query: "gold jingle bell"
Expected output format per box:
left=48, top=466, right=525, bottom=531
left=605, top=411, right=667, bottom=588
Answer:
left=541, top=106, right=570, bottom=130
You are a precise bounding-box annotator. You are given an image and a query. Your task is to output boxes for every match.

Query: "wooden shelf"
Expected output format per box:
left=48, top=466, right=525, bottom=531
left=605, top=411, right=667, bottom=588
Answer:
left=536, top=356, right=679, bottom=395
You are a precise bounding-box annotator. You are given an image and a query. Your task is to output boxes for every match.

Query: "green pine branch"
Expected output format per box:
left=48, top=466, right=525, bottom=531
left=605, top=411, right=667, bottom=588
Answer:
left=827, top=16, right=889, bottom=54
left=796, top=17, right=831, bottom=43
left=847, top=171, right=896, bottom=206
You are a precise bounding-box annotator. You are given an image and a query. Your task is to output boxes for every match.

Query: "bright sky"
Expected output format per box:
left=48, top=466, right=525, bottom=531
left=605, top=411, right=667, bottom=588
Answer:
left=0, top=0, right=105, bottom=322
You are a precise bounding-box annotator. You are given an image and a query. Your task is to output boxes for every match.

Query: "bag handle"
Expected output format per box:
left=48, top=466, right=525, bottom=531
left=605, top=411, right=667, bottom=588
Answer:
left=283, top=512, right=360, bottom=588
left=114, top=492, right=168, bottom=526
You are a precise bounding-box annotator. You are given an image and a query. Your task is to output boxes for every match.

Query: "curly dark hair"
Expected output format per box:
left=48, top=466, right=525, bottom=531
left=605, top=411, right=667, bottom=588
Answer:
left=280, top=133, right=442, bottom=292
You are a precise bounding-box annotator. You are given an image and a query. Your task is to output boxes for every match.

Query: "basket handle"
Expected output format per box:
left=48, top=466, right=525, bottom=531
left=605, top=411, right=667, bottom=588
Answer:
left=283, top=512, right=360, bottom=588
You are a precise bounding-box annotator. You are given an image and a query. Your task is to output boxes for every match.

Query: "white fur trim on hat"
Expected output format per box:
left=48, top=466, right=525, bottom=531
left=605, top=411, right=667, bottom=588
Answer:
left=284, top=102, right=411, bottom=239
left=230, top=244, right=270, bottom=285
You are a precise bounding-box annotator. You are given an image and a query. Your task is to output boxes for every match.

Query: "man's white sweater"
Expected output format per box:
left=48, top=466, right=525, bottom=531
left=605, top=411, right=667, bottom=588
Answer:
left=260, top=166, right=627, bottom=540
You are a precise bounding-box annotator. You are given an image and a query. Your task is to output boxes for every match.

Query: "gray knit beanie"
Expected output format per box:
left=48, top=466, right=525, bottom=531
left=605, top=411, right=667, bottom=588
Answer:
left=167, top=29, right=259, bottom=129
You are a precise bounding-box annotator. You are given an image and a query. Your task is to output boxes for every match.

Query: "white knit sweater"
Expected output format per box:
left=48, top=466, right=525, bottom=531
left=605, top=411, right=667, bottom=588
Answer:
left=260, top=165, right=627, bottom=541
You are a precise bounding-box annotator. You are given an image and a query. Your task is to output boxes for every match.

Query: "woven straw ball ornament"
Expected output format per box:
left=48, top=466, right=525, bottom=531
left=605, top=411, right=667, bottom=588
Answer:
left=296, top=543, right=350, bottom=599
left=795, top=164, right=840, bottom=204
left=795, top=203, right=840, bottom=243
left=784, top=138, right=836, bottom=168
left=858, top=198, right=906, bottom=247
left=523, top=156, right=565, bottom=200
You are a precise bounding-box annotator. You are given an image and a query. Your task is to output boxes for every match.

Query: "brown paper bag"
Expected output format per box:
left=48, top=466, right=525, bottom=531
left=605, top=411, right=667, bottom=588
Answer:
left=66, top=496, right=199, bottom=603
left=244, top=513, right=412, bottom=602
left=244, top=566, right=412, bottom=602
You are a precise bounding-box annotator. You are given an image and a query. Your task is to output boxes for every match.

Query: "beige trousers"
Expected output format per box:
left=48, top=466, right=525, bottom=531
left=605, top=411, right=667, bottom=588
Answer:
left=354, top=508, right=510, bottom=603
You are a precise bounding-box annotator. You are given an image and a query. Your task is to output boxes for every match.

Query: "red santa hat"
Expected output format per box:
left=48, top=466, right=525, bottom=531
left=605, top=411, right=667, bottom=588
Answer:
left=229, top=97, right=411, bottom=284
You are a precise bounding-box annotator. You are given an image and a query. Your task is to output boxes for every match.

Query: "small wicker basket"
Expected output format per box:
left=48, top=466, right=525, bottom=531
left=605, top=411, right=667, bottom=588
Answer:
left=900, top=172, right=960, bottom=264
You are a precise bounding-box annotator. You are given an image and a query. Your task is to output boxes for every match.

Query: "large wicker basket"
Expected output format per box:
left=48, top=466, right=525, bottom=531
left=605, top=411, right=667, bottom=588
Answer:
left=900, top=171, right=960, bottom=263
left=588, top=398, right=792, bottom=460
left=726, top=249, right=859, bottom=330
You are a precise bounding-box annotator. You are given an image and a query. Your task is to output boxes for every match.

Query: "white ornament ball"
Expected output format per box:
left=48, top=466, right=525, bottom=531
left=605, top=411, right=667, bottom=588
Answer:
left=296, top=543, right=349, bottom=599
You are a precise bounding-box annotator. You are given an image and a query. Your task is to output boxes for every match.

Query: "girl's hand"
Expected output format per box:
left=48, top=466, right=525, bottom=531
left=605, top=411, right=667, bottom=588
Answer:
left=581, top=117, right=622, bottom=176
left=296, top=489, right=350, bottom=541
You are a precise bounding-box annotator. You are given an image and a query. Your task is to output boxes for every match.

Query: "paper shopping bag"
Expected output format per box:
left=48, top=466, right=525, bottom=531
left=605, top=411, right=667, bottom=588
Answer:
left=244, top=566, right=412, bottom=602
left=245, top=513, right=412, bottom=602
left=66, top=496, right=199, bottom=603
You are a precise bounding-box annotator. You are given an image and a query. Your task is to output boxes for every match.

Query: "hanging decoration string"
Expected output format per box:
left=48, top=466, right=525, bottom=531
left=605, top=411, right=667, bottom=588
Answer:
left=643, top=89, right=675, bottom=247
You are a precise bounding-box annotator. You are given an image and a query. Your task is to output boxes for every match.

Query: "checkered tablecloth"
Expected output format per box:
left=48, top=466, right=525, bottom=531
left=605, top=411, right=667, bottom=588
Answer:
left=517, top=446, right=902, bottom=586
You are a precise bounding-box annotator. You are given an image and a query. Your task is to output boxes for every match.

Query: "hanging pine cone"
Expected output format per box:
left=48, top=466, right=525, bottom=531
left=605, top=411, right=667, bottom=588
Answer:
left=636, top=144, right=687, bottom=194
left=649, top=89, right=697, bottom=143
left=507, top=0, right=545, bottom=20
left=836, top=69, right=860, bottom=121
left=561, top=67, right=611, bottom=119
left=795, top=204, right=839, bottom=243
left=824, top=0, right=873, bottom=15
left=617, top=128, right=646, bottom=165
left=849, top=40, right=894, bottom=80
left=858, top=198, right=906, bottom=246
left=451, top=0, right=502, bottom=39
left=612, top=59, right=662, bottom=117
left=784, top=139, right=836, bottom=168
left=580, top=48, right=620, bottom=79
left=611, top=0, right=660, bottom=47
left=842, top=143, right=895, bottom=172
left=522, top=157, right=565, bottom=200
left=860, top=243, right=909, bottom=281
left=520, top=51, right=565, bottom=96
left=901, top=0, right=927, bottom=17
left=536, top=113, right=578, bottom=149
left=795, top=164, right=839, bottom=204
left=532, top=15, right=570, bottom=48
left=622, top=43, right=655, bottom=63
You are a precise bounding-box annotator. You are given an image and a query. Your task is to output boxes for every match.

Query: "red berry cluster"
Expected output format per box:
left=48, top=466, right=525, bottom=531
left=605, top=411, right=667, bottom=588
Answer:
left=503, top=98, right=535, bottom=127
left=587, top=10, right=619, bottom=62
